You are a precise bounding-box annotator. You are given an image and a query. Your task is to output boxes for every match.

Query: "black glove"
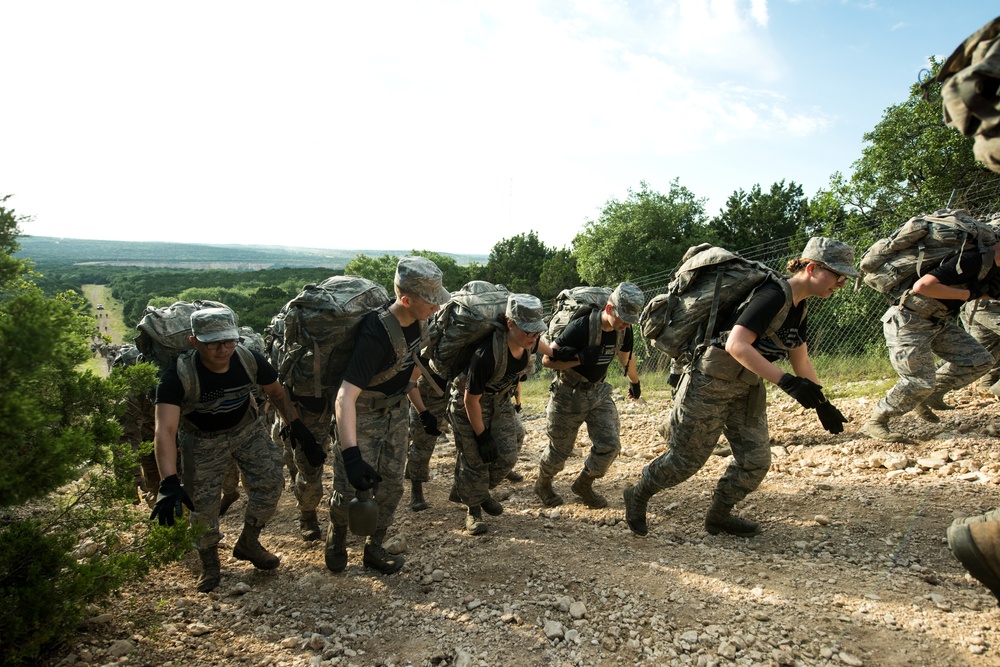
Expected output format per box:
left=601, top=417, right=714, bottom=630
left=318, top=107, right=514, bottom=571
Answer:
left=290, top=418, right=327, bottom=468
left=576, top=347, right=599, bottom=366
left=475, top=429, right=499, bottom=463
left=667, top=372, right=681, bottom=389
left=777, top=373, right=825, bottom=409
left=342, top=446, right=383, bottom=491
left=816, top=401, right=848, bottom=434
left=514, top=403, right=522, bottom=413
left=149, top=474, right=194, bottom=526
left=550, top=346, right=580, bottom=362
left=628, top=381, right=642, bottom=400
left=419, top=410, right=442, bottom=436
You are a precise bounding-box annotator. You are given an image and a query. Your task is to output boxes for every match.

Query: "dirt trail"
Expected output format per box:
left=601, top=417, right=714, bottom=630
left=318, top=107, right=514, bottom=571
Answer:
left=46, top=385, right=1000, bottom=667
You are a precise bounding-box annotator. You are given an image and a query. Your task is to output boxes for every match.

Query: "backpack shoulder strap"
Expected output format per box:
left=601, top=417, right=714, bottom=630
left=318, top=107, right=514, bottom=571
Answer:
left=176, top=350, right=199, bottom=414
left=485, top=329, right=510, bottom=391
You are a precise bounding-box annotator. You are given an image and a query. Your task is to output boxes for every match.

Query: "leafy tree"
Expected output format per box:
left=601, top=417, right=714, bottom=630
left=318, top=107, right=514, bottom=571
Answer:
left=0, top=196, right=191, bottom=665
left=538, top=248, right=582, bottom=303
left=344, top=253, right=399, bottom=295
left=709, top=181, right=809, bottom=253
left=573, top=180, right=709, bottom=286
left=835, top=58, right=995, bottom=231
left=484, top=231, right=554, bottom=297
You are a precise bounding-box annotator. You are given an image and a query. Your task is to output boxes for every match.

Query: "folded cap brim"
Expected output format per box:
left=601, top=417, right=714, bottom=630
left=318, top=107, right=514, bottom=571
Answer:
left=196, top=328, right=239, bottom=343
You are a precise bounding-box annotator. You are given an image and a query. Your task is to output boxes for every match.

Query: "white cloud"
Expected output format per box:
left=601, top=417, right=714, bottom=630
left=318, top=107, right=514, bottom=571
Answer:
left=1, top=0, right=833, bottom=255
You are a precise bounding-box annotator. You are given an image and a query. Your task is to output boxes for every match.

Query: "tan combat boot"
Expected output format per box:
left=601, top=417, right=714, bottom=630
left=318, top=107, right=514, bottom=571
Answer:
left=233, top=521, right=280, bottom=570
left=571, top=471, right=608, bottom=509
left=704, top=494, right=761, bottom=538
left=860, top=407, right=908, bottom=443
left=534, top=473, right=564, bottom=507
left=948, top=515, right=1000, bottom=606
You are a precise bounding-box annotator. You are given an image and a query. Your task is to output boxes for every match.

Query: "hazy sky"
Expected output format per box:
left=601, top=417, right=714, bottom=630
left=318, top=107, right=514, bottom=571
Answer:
left=2, top=1, right=995, bottom=255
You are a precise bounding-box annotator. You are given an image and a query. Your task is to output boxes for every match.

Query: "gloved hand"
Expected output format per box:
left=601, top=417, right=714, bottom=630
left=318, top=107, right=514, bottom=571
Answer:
left=342, top=446, right=383, bottom=491
left=290, top=418, right=327, bottom=467
left=777, top=373, right=825, bottom=409
left=628, top=381, right=642, bottom=400
left=418, top=410, right=441, bottom=436
left=514, top=403, right=522, bottom=413
left=149, top=474, right=194, bottom=526
left=576, top=347, right=599, bottom=366
left=549, top=346, right=579, bottom=362
left=816, top=401, right=848, bottom=434
left=667, top=372, right=682, bottom=389
left=475, top=429, right=499, bottom=463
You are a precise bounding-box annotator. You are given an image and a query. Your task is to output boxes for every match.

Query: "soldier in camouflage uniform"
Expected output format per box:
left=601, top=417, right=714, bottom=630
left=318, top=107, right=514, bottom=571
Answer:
left=405, top=369, right=451, bottom=511
left=535, top=283, right=645, bottom=509
left=860, top=242, right=1000, bottom=442
left=624, top=238, right=855, bottom=538
left=960, top=297, right=1000, bottom=397
left=274, top=390, right=331, bottom=539
left=450, top=294, right=552, bottom=535
left=150, top=307, right=317, bottom=594
left=325, top=257, right=449, bottom=574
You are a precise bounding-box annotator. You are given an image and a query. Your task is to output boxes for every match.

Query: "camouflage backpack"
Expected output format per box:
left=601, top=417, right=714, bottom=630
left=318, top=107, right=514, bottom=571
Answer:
left=238, top=326, right=266, bottom=355
left=424, top=280, right=510, bottom=382
left=546, top=286, right=614, bottom=349
left=859, top=209, right=998, bottom=302
left=278, top=275, right=393, bottom=398
left=134, top=300, right=259, bottom=414
left=931, top=16, right=1000, bottom=172
left=134, top=299, right=230, bottom=369
left=640, top=244, right=792, bottom=365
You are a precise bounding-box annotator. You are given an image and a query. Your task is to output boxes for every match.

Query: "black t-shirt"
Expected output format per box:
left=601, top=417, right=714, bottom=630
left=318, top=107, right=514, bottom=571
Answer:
left=928, top=248, right=1000, bottom=314
left=466, top=336, right=532, bottom=396
left=156, top=349, right=277, bottom=432
left=723, top=280, right=806, bottom=363
left=555, top=309, right=634, bottom=383
left=341, top=310, right=422, bottom=396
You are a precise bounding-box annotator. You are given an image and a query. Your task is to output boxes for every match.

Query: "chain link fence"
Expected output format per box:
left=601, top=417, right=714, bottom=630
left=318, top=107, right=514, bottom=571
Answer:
left=628, top=178, right=1000, bottom=380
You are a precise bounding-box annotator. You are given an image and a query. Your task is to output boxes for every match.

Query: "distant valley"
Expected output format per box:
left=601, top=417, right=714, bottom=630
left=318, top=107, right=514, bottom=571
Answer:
left=16, top=236, right=485, bottom=269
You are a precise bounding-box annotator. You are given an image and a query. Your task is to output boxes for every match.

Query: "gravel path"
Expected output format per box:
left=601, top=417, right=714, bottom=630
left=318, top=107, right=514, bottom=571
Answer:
left=48, top=384, right=1000, bottom=667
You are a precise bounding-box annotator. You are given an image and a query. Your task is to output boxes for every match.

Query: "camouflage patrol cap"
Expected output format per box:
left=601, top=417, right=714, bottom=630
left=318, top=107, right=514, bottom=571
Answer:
left=395, top=256, right=451, bottom=306
left=801, top=237, right=860, bottom=278
left=506, top=293, right=547, bottom=333
left=609, top=282, right=645, bottom=324
left=191, top=307, right=239, bottom=343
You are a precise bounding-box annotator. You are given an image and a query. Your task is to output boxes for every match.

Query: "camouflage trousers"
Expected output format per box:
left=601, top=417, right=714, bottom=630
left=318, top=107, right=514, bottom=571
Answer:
left=405, top=376, right=451, bottom=483
left=450, top=389, right=518, bottom=506
left=281, top=397, right=334, bottom=513
left=879, top=305, right=993, bottom=416
left=328, top=400, right=408, bottom=530
left=178, top=414, right=284, bottom=550
left=961, top=300, right=1000, bottom=393
left=640, top=369, right=770, bottom=509
left=539, top=378, right=620, bottom=479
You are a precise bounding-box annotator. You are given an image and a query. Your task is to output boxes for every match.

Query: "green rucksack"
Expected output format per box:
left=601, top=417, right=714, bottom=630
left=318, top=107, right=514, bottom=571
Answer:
left=545, top=286, right=612, bottom=349
left=640, top=244, right=792, bottom=364
left=859, top=209, right=998, bottom=301
left=134, top=299, right=230, bottom=369
left=134, top=300, right=259, bottom=413
left=932, top=16, right=1000, bottom=172
left=277, top=275, right=392, bottom=398
left=424, top=280, right=510, bottom=381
